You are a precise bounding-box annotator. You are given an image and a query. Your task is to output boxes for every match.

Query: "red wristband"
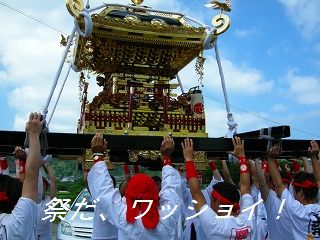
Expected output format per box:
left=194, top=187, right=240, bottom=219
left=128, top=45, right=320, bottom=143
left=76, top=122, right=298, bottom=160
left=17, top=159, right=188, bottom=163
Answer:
left=262, top=161, right=270, bottom=173
left=209, top=161, right=217, bottom=171
left=124, top=163, right=130, bottom=174
left=162, top=155, right=172, bottom=166
left=239, top=157, right=249, bottom=174
left=93, top=156, right=104, bottom=165
left=19, top=160, right=26, bottom=174
left=186, top=160, right=197, bottom=180
left=134, top=163, right=139, bottom=174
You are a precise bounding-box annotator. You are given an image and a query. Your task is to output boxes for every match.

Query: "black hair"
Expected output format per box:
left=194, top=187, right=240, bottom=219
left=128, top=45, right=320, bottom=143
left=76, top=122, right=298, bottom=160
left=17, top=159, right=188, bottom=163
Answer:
left=212, top=181, right=240, bottom=203
left=280, top=171, right=292, bottom=182
left=151, top=176, right=161, bottom=186
left=0, top=174, right=23, bottom=213
left=293, top=171, right=318, bottom=201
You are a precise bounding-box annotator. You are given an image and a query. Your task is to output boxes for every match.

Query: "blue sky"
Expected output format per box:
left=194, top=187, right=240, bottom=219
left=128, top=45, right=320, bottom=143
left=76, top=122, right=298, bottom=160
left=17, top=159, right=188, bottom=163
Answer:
left=0, top=0, right=319, bottom=139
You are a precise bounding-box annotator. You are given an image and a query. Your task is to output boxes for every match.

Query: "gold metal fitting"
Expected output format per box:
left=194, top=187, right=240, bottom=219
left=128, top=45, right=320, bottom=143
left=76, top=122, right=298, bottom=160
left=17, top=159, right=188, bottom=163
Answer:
left=131, top=0, right=144, bottom=5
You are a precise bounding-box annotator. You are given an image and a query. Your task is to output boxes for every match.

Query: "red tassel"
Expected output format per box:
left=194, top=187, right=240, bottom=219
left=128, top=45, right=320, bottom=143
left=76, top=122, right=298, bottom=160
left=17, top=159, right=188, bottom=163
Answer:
left=124, top=163, right=130, bottom=174
left=134, top=164, right=139, bottom=174
left=209, top=161, right=217, bottom=171
left=0, top=158, right=8, bottom=171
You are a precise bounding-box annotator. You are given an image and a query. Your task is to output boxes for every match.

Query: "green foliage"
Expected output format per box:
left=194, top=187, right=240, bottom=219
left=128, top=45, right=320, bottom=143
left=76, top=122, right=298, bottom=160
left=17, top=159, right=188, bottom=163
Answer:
left=203, top=161, right=240, bottom=186
left=51, top=158, right=77, bottom=179
left=56, top=178, right=85, bottom=203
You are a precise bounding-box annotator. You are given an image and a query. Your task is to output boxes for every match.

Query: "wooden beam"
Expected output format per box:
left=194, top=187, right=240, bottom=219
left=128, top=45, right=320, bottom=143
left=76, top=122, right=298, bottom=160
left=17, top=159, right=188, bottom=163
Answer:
left=0, top=129, right=315, bottom=160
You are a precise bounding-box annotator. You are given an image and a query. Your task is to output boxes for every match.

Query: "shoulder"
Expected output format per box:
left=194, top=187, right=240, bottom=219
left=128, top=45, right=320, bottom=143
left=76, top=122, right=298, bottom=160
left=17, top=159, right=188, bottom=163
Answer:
left=10, top=197, right=37, bottom=221
left=0, top=198, right=37, bottom=239
left=240, top=194, right=254, bottom=207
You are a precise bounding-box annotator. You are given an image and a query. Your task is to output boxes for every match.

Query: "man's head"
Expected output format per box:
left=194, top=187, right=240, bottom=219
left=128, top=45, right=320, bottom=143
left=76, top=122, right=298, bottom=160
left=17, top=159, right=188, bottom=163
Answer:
left=0, top=174, right=23, bottom=213
left=125, top=174, right=160, bottom=229
left=210, top=182, right=240, bottom=216
left=268, top=171, right=292, bottom=190
left=280, top=171, right=292, bottom=188
left=292, top=171, right=318, bottom=204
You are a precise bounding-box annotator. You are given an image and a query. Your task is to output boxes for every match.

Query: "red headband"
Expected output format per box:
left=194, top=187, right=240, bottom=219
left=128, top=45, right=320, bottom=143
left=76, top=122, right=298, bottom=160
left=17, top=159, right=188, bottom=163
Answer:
left=282, top=178, right=291, bottom=184
left=0, top=191, right=13, bottom=206
left=211, top=190, right=240, bottom=213
left=292, top=180, right=318, bottom=188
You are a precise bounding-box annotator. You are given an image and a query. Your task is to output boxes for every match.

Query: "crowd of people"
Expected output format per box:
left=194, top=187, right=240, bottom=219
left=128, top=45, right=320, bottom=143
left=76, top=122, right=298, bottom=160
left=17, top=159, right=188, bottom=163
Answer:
left=0, top=113, right=57, bottom=240
left=0, top=112, right=320, bottom=240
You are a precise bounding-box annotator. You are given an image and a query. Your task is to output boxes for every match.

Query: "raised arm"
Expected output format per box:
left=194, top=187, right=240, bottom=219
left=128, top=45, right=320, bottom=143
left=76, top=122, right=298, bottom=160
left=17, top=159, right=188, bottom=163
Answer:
left=309, top=140, right=320, bottom=182
left=88, top=133, right=126, bottom=228
left=232, top=137, right=250, bottom=195
left=301, top=157, right=311, bottom=173
left=249, top=159, right=259, bottom=189
left=21, top=113, right=43, bottom=202
left=160, top=135, right=182, bottom=197
left=43, top=161, right=57, bottom=199
left=208, top=159, right=222, bottom=181
left=254, top=158, right=269, bottom=202
left=221, top=159, right=234, bottom=184
left=182, top=138, right=206, bottom=213
left=267, top=144, right=285, bottom=197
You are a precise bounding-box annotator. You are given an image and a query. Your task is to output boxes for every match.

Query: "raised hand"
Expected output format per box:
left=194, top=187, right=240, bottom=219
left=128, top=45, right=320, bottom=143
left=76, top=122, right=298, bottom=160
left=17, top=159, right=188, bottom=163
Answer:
left=26, top=112, right=44, bottom=136
left=91, top=133, right=107, bottom=154
left=309, top=140, right=319, bottom=157
left=13, top=146, right=27, bottom=160
left=160, top=135, right=175, bottom=156
left=181, top=138, right=194, bottom=161
left=267, top=144, right=281, bottom=159
left=231, top=137, right=245, bottom=158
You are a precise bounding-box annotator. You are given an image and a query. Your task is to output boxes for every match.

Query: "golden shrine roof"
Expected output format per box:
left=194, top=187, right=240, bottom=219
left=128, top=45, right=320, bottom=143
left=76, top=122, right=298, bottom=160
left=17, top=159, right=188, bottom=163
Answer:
left=73, top=5, right=209, bottom=78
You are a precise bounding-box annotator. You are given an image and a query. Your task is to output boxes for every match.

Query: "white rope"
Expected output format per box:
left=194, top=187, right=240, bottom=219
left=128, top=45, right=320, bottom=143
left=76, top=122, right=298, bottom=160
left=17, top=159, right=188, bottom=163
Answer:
left=74, top=9, right=93, bottom=37
left=47, top=64, right=72, bottom=127
left=176, top=74, right=185, bottom=94
left=214, top=40, right=238, bottom=138
left=42, top=27, right=76, bottom=119
left=203, top=27, right=217, bottom=50
left=43, top=7, right=93, bottom=121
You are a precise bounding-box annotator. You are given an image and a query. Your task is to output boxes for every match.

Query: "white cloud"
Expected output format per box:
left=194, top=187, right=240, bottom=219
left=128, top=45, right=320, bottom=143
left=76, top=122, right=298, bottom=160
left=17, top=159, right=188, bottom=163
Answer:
left=234, top=28, right=258, bottom=39
left=271, top=104, right=287, bottom=113
left=278, top=0, right=320, bottom=38
left=179, top=55, right=273, bottom=95
left=204, top=103, right=270, bottom=137
left=266, top=40, right=292, bottom=57
left=285, top=69, right=320, bottom=105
